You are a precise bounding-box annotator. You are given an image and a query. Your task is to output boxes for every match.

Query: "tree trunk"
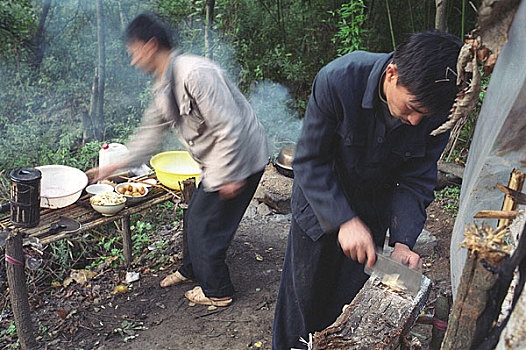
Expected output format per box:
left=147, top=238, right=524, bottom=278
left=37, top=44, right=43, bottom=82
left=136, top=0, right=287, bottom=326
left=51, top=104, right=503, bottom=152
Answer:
left=204, top=0, right=215, bottom=59
left=117, top=0, right=127, bottom=32
left=32, top=0, right=52, bottom=68
left=435, top=0, right=447, bottom=31
left=94, top=0, right=106, bottom=141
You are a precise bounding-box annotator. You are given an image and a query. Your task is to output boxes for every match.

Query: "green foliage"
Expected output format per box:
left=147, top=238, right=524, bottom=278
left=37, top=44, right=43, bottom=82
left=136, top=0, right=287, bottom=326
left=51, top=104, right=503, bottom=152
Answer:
left=0, top=0, right=36, bottom=60
left=329, top=1, right=369, bottom=56
left=435, top=186, right=461, bottom=216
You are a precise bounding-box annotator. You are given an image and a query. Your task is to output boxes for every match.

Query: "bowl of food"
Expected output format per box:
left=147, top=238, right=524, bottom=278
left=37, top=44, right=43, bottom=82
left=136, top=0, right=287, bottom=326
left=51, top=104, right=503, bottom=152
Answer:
left=90, top=192, right=126, bottom=216
left=115, top=182, right=148, bottom=203
left=86, top=183, right=114, bottom=196
left=150, top=151, right=201, bottom=190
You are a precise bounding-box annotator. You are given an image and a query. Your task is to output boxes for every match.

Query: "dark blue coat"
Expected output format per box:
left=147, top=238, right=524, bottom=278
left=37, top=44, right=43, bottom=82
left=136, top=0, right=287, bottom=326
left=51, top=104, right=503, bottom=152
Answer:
left=272, top=51, right=450, bottom=350
left=293, top=50, right=449, bottom=247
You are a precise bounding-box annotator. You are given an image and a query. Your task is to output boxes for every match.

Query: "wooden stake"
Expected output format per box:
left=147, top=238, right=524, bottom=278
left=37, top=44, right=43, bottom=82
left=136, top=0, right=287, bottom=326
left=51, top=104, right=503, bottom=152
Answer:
left=474, top=210, right=519, bottom=219
left=498, top=168, right=525, bottom=229
left=5, top=229, right=38, bottom=350
left=121, top=215, right=132, bottom=267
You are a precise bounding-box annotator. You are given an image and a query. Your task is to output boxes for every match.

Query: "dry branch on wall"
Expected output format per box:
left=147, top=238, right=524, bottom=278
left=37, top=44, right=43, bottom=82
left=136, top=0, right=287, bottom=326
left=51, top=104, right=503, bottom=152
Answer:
left=431, top=0, right=521, bottom=140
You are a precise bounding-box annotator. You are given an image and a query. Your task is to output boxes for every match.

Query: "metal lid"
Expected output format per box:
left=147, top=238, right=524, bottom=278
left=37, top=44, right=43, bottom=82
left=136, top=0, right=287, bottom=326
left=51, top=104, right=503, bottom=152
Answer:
left=9, top=167, right=42, bottom=183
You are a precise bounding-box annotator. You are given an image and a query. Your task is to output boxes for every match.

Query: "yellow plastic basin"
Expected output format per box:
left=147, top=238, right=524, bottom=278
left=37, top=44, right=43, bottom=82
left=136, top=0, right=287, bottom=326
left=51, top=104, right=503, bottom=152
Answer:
left=150, top=151, right=201, bottom=190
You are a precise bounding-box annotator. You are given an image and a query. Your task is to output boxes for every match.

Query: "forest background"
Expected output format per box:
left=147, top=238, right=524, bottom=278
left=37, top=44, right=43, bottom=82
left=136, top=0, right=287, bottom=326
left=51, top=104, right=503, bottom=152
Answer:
left=0, top=0, right=480, bottom=188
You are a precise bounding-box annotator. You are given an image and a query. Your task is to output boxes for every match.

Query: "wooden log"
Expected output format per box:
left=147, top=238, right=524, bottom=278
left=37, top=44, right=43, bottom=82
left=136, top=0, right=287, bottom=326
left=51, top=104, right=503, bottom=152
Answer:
left=441, top=253, right=501, bottom=349
left=474, top=210, right=519, bottom=219
left=498, top=168, right=524, bottom=229
left=5, top=229, right=38, bottom=350
left=312, top=275, right=431, bottom=349
left=121, top=215, right=132, bottom=267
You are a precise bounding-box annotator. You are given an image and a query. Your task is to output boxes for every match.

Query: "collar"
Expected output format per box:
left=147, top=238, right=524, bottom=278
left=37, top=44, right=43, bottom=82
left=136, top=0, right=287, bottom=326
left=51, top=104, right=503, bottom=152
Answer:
left=154, top=49, right=183, bottom=92
left=361, top=52, right=394, bottom=109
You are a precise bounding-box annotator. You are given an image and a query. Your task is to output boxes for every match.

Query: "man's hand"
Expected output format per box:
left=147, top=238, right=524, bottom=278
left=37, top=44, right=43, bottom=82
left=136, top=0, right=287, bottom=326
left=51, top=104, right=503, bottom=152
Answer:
left=338, top=217, right=376, bottom=269
left=86, top=162, right=127, bottom=184
left=219, top=180, right=246, bottom=200
left=390, top=243, right=422, bottom=271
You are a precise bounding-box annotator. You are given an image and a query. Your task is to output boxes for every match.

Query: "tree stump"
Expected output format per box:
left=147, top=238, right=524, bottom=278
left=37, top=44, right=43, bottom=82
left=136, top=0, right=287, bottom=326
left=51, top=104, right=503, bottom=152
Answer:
left=312, top=275, right=431, bottom=349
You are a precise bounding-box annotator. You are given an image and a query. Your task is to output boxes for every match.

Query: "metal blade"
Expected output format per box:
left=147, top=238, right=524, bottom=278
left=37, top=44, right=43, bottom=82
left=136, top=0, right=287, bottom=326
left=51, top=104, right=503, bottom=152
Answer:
left=364, top=254, right=425, bottom=297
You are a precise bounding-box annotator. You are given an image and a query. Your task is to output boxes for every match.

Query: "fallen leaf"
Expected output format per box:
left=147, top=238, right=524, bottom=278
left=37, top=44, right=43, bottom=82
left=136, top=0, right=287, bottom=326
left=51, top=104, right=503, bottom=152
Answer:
left=254, top=341, right=263, bottom=348
left=57, top=310, right=68, bottom=319
left=208, top=305, right=217, bottom=311
left=112, top=285, right=128, bottom=294
left=255, top=253, right=263, bottom=262
left=63, top=269, right=98, bottom=287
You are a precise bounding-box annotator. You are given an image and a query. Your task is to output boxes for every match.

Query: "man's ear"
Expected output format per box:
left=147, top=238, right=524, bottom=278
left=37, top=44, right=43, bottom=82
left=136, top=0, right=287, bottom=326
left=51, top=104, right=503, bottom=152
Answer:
left=143, top=37, right=159, bottom=57
left=385, top=63, right=398, bottom=83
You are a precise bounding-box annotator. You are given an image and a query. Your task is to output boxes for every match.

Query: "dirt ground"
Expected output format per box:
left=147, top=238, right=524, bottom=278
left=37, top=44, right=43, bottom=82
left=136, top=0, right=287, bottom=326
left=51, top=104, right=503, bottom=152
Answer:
left=1, top=167, right=456, bottom=350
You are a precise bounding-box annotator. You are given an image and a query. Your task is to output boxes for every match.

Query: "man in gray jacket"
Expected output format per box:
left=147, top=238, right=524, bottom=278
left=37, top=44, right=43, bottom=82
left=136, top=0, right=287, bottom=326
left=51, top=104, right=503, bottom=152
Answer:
left=98, top=14, right=268, bottom=307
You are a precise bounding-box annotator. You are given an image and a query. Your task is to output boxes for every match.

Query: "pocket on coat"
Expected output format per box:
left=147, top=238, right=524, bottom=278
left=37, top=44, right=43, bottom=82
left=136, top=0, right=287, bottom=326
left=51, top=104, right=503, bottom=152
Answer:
left=391, top=143, right=426, bottom=161
left=291, top=186, right=325, bottom=242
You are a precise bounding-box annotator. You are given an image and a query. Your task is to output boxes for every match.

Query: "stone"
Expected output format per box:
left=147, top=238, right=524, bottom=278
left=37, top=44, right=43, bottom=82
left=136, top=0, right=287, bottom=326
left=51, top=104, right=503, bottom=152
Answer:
left=413, top=229, right=437, bottom=257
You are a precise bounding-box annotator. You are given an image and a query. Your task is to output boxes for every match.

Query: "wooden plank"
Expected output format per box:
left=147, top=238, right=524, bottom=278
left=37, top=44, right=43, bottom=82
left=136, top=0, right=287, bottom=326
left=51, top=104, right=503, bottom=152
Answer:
left=474, top=210, right=519, bottom=219
left=312, top=275, right=431, bottom=350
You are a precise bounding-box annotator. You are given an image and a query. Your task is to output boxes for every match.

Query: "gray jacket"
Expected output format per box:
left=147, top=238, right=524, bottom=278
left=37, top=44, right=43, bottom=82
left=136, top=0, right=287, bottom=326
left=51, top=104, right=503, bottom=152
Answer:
left=127, top=51, right=269, bottom=191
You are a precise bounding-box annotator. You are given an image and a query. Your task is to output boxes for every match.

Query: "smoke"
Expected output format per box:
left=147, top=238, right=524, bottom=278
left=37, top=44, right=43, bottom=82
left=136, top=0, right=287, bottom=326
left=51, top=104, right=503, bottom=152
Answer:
left=248, top=81, right=302, bottom=156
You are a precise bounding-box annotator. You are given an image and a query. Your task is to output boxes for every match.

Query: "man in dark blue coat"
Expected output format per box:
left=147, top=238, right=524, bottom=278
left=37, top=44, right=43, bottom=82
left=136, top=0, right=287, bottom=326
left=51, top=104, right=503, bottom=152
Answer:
left=272, top=31, right=462, bottom=349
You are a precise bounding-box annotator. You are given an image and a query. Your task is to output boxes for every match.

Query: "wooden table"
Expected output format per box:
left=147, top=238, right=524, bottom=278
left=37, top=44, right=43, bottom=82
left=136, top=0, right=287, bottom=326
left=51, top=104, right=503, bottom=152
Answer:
left=1, top=186, right=177, bottom=266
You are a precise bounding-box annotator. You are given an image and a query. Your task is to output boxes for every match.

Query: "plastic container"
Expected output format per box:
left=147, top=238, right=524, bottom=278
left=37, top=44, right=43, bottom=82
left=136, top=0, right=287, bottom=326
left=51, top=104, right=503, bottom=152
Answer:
left=150, top=151, right=201, bottom=190
left=9, top=168, right=42, bottom=228
left=99, top=142, right=129, bottom=176
left=36, top=165, right=88, bottom=208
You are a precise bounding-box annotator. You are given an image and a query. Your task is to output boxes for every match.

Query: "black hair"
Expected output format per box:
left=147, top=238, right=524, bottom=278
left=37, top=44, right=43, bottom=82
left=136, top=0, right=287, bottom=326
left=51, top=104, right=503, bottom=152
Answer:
left=393, top=30, right=463, bottom=117
left=125, top=13, right=173, bottom=50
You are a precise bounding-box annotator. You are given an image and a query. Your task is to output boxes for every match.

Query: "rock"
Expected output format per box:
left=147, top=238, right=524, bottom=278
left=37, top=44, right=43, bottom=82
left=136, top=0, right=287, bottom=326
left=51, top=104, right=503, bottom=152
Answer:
left=254, top=164, right=293, bottom=214
left=413, top=229, right=437, bottom=257
left=256, top=202, right=272, bottom=216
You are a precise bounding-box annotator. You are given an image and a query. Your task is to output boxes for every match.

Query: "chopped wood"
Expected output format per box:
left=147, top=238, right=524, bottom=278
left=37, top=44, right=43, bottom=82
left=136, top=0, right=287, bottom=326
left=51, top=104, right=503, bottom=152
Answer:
left=474, top=210, right=519, bottom=219
left=312, top=275, right=431, bottom=349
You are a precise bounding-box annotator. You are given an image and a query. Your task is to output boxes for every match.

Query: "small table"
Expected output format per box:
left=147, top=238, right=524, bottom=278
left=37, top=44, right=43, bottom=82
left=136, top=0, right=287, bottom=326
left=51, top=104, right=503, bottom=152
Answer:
left=1, top=186, right=177, bottom=266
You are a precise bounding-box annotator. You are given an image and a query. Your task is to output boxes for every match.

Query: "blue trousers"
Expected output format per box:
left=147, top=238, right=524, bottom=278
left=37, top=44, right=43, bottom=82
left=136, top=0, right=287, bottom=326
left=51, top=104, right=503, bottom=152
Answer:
left=272, top=194, right=387, bottom=350
left=178, top=170, right=264, bottom=298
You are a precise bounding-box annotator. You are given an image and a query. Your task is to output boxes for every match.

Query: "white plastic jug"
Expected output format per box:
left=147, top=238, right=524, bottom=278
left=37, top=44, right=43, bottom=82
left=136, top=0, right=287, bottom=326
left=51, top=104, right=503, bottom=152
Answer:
left=99, top=143, right=130, bottom=176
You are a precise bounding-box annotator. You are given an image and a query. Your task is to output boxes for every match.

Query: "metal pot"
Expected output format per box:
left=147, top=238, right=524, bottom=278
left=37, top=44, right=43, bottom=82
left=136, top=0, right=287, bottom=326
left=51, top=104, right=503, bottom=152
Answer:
left=274, top=144, right=295, bottom=178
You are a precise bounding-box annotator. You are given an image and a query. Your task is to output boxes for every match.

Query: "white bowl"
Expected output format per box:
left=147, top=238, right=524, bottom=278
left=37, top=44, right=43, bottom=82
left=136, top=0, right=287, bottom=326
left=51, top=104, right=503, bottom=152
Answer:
left=36, top=165, right=88, bottom=208
left=86, top=184, right=114, bottom=196
left=90, top=192, right=126, bottom=216
left=115, top=182, right=148, bottom=203
left=90, top=202, right=125, bottom=216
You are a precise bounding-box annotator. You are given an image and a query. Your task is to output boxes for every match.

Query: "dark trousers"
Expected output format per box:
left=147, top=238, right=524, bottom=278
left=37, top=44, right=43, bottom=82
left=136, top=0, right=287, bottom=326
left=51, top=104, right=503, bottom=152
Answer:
left=178, top=170, right=264, bottom=298
left=272, top=216, right=381, bottom=350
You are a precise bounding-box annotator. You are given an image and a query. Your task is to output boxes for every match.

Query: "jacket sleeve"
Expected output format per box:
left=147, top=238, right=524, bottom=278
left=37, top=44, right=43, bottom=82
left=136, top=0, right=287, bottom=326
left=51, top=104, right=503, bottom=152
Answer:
left=388, top=130, right=449, bottom=249
left=293, top=69, right=357, bottom=235
left=125, top=89, right=174, bottom=167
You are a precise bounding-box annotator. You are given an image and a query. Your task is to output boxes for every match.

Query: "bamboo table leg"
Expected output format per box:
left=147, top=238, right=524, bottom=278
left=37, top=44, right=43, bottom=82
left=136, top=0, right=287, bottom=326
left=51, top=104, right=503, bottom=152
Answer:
left=121, top=215, right=132, bottom=267
left=5, top=229, right=37, bottom=349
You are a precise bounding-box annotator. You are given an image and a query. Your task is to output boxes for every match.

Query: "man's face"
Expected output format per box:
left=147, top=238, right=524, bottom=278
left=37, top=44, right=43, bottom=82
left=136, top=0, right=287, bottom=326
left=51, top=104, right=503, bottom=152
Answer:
left=126, top=39, right=156, bottom=74
left=384, top=64, right=428, bottom=126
